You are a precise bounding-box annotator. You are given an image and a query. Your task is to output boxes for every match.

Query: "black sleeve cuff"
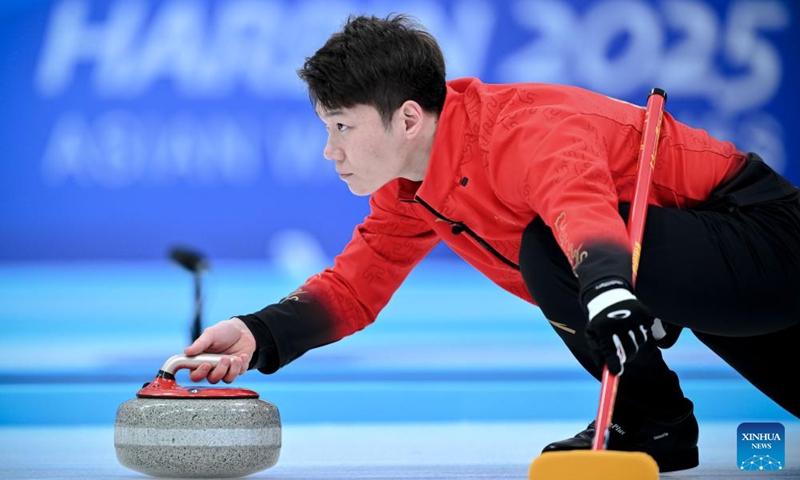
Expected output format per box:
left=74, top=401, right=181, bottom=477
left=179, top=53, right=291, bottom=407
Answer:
left=236, top=294, right=337, bottom=375
left=581, top=276, right=632, bottom=307
left=574, top=241, right=632, bottom=304
left=238, top=313, right=281, bottom=374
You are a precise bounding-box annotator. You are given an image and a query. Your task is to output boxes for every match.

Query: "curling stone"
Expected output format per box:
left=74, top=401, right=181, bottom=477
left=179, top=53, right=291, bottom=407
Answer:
left=115, top=354, right=281, bottom=478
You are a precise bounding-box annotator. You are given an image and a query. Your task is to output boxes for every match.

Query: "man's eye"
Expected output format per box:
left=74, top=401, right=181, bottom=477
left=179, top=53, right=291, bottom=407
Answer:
left=336, top=123, right=348, bottom=132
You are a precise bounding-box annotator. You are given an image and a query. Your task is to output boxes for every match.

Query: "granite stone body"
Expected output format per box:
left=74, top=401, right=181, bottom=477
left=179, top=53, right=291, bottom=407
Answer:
left=115, top=397, right=281, bottom=478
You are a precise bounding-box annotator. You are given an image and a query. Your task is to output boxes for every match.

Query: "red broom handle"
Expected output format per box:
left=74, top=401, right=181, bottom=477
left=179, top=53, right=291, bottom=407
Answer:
left=592, top=88, right=667, bottom=451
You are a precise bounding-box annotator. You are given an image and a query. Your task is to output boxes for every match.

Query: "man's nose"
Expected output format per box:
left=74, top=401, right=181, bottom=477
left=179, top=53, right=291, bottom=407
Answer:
left=323, top=139, right=341, bottom=161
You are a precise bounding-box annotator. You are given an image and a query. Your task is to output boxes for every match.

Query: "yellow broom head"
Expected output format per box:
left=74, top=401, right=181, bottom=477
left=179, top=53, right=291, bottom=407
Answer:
left=529, top=450, right=659, bottom=480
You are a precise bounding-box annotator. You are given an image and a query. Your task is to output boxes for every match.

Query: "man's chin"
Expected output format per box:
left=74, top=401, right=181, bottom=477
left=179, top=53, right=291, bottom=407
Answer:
left=347, top=185, right=373, bottom=196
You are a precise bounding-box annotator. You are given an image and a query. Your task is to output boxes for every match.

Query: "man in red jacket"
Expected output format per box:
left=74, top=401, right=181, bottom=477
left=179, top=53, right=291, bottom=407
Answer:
left=183, top=14, right=800, bottom=472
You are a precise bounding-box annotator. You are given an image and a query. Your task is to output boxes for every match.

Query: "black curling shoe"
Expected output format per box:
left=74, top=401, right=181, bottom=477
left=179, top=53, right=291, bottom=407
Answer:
left=541, top=399, right=699, bottom=472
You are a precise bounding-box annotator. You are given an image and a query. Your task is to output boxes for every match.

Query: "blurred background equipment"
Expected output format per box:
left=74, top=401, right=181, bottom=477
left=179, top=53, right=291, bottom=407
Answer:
left=169, top=246, right=208, bottom=343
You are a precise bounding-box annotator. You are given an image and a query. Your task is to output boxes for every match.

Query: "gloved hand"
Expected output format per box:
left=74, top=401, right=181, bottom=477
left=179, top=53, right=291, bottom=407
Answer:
left=652, top=318, right=683, bottom=349
left=584, top=278, right=655, bottom=376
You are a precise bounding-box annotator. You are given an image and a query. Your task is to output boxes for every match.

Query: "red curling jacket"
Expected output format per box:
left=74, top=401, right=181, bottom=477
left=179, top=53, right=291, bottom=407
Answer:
left=241, top=77, right=746, bottom=372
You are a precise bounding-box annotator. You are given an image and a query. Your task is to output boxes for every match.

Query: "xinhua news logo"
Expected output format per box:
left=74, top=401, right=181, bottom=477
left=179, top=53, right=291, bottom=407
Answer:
left=737, top=423, right=785, bottom=471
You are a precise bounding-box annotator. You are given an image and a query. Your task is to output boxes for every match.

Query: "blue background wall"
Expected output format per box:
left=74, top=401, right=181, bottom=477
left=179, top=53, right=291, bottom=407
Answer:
left=1, top=0, right=797, bottom=262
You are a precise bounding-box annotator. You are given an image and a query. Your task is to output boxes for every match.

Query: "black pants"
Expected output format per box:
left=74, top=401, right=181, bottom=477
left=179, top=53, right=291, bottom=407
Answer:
left=519, top=199, right=800, bottom=420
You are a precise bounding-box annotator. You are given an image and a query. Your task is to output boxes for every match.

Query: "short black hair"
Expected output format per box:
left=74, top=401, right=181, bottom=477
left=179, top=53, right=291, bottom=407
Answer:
left=297, top=14, right=447, bottom=127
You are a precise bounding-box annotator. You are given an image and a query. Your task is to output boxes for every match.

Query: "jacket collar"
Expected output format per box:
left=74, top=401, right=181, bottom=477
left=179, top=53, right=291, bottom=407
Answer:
left=397, top=80, right=471, bottom=205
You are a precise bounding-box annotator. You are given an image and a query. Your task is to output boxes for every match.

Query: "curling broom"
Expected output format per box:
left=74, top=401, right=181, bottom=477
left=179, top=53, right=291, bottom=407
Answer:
left=529, top=88, right=668, bottom=480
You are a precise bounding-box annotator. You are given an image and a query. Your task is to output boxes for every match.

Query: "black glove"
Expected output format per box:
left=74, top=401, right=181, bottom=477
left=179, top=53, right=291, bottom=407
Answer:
left=652, top=318, right=683, bottom=349
left=584, top=278, right=655, bottom=376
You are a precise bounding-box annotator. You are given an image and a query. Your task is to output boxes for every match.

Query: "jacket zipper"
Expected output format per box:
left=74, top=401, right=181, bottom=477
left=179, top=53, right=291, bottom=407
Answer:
left=415, top=195, right=520, bottom=270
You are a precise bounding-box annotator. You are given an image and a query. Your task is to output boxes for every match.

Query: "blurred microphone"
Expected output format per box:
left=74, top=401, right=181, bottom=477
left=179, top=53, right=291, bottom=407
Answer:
left=169, top=246, right=209, bottom=343
left=170, top=247, right=208, bottom=274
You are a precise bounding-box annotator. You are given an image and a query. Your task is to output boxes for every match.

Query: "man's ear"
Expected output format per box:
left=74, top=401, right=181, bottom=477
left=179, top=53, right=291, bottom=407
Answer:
left=398, top=100, right=425, bottom=138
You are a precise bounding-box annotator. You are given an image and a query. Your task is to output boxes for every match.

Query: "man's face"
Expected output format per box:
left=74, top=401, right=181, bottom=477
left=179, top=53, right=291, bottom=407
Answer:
left=318, top=104, right=408, bottom=196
